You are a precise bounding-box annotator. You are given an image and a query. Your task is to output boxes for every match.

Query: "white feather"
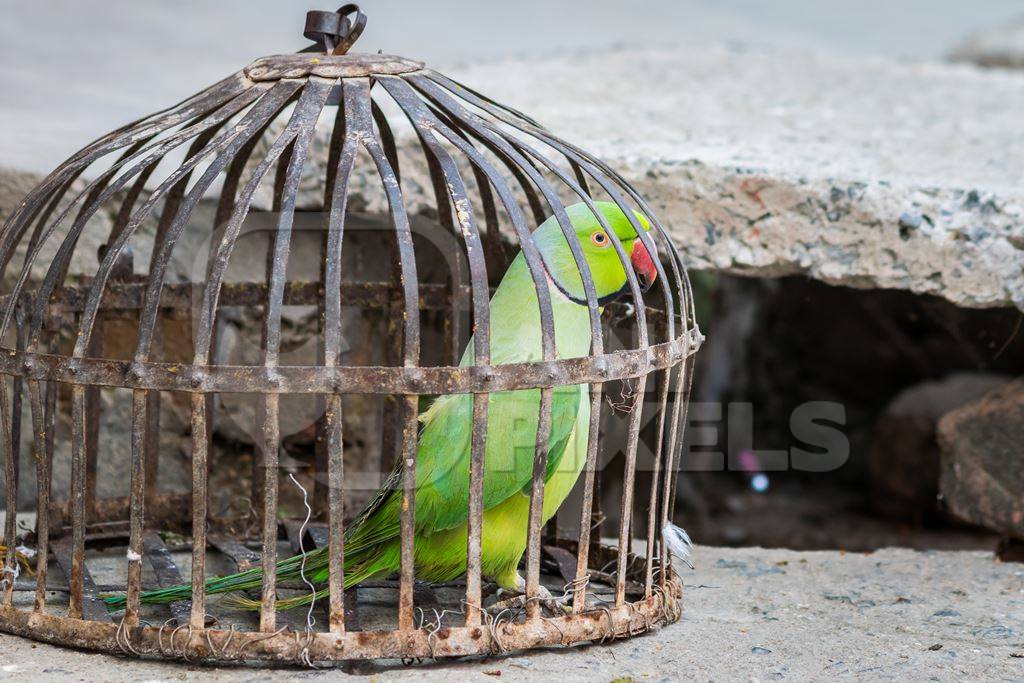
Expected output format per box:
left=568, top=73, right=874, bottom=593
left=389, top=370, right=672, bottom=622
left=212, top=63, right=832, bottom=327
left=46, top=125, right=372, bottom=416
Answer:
left=662, top=522, right=694, bottom=569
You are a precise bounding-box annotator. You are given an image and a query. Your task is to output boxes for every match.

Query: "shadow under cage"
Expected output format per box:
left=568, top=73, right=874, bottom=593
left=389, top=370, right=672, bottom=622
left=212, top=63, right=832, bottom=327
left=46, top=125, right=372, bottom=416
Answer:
left=0, top=5, right=702, bottom=664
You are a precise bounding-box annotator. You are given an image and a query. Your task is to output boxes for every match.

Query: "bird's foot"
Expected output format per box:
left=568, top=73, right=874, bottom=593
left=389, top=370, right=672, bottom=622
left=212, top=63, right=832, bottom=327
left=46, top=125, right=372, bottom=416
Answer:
left=488, top=577, right=569, bottom=617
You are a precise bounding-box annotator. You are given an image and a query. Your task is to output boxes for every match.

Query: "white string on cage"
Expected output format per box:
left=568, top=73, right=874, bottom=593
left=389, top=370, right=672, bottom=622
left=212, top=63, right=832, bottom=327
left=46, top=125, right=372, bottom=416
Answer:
left=287, top=472, right=318, bottom=634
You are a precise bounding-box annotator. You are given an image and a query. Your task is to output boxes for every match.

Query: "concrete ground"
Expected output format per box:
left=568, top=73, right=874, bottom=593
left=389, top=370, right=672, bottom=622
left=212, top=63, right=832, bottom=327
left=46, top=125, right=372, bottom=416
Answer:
left=0, top=545, right=1020, bottom=681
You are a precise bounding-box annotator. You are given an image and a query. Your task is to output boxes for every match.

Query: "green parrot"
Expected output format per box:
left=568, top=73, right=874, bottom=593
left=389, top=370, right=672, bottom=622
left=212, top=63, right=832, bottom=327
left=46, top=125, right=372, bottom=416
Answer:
left=104, top=201, right=656, bottom=612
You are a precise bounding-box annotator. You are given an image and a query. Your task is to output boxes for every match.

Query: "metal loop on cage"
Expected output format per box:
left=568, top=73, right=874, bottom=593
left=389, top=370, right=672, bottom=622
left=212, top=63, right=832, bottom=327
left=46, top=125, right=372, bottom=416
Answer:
left=303, top=4, right=366, bottom=55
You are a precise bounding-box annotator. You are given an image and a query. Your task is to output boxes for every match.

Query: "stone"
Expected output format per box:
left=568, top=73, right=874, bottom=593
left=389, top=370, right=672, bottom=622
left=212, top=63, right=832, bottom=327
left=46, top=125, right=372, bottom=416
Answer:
left=1, top=388, right=191, bottom=510
left=241, top=44, right=1024, bottom=311
left=443, top=45, right=1024, bottom=311
left=949, top=16, right=1024, bottom=69
left=0, top=167, right=108, bottom=287
left=938, top=379, right=1024, bottom=538
left=866, top=373, right=1008, bottom=522
left=0, top=166, right=164, bottom=288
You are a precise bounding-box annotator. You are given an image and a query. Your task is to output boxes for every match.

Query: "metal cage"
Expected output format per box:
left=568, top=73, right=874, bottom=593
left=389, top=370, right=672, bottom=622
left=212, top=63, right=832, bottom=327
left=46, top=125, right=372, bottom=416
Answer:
left=0, top=5, right=702, bottom=665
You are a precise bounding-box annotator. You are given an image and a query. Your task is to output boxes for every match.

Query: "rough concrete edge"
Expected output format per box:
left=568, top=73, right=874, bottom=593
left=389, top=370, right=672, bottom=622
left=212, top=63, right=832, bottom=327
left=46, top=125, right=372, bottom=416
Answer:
left=617, top=157, right=1024, bottom=311
left=324, top=140, right=1024, bottom=311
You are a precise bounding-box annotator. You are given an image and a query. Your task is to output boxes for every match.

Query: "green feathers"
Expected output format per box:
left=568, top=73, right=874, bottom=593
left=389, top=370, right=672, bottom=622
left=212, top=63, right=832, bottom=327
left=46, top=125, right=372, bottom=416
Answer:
left=104, top=202, right=650, bottom=612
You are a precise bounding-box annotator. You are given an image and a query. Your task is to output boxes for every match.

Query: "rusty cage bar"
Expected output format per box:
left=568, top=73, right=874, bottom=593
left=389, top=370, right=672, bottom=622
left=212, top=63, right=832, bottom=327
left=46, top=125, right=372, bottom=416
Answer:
left=0, top=4, right=702, bottom=665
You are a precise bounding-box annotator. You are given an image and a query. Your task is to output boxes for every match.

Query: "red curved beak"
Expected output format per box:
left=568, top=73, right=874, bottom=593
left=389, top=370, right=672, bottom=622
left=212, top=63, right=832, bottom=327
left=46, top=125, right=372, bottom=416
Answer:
left=631, top=239, right=658, bottom=293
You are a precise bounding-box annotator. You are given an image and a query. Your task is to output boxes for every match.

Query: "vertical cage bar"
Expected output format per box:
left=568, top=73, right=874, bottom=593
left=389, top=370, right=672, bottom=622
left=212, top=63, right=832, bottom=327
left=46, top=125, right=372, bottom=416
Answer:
left=524, top=387, right=554, bottom=621
left=572, top=381, right=604, bottom=614
left=464, top=391, right=488, bottom=625
left=29, top=375, right=53, bottom=612
left=324, top=394, right=345, bottom=632
left=256, top=393, right=280, bottom=631
left=67, top=384, right=87, bottom=618
left=1, top=313, right=24, bottom=607
left=256, top=77, right=333, bottom=632
left=667, top=337, right=698, bottom=520
left=82, top=327, right=102, bottom=522
left=0, top=401, right=14, bottom=610
left=356, top=76, right=422, bottom=631
left=397, top=394, right=419, bottom=631
left=143, top=388, right=161, bottom=508
left=613, top=380, right=646, bottom=607
left=660, top=359, right=688, bottom=588
left=23, top=381, right=40, bottom=609
left=188, top=392, right=208, bottom=629
left=644, top=364, right=672, bottom=596
left=125, top=389, right=148, bottom=626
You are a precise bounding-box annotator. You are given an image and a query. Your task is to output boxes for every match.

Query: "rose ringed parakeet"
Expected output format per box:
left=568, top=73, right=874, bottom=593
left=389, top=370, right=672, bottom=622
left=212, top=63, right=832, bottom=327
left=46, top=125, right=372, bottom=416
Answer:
left=104, top=201, right=656, bottom=612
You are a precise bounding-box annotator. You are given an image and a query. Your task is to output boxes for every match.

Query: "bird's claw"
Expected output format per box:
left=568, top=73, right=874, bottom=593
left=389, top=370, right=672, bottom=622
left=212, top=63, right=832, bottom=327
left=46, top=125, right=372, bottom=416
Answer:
left=487, top=584, right=570, bottom=617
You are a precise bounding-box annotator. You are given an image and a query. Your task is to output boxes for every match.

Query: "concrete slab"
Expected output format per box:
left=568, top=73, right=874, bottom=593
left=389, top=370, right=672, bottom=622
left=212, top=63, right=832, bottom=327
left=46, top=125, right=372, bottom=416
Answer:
left=443, top=45, right=1024, bottom=310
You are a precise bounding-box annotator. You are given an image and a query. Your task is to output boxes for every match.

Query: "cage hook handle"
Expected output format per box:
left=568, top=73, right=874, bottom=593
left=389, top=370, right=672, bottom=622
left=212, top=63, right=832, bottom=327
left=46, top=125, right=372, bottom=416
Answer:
left=304, top=4, right=366, bottom=55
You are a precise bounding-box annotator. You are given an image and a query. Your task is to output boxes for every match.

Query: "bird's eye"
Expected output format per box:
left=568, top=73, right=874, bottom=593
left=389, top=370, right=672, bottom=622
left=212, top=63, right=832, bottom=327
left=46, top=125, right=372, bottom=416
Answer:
left=590, top=231, right=609, bottom=247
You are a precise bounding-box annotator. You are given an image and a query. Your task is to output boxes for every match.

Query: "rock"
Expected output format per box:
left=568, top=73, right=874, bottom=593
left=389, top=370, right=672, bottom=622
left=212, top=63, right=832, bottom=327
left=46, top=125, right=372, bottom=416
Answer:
left=949, top=16, right=1024, bottom=69
left=8, top=44, right=1024, bottom=311
left=445, top=45, right=1024, bottom=311
left=1, top=388, right=191, bottom=510
left=0, top=167, right=113, bottom=287
left=0, top=166, right=169, bottom=289
left=938, top=379, right=1024, bottom=538
left=242, top=44, right=1024, bottom=311
left=867, top=374, right=1009, bottom=522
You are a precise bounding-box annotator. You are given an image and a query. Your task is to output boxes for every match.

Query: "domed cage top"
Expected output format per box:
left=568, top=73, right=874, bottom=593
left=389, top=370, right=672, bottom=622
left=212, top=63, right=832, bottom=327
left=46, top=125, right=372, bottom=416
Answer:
left=0, top=5, right=702, bottom=664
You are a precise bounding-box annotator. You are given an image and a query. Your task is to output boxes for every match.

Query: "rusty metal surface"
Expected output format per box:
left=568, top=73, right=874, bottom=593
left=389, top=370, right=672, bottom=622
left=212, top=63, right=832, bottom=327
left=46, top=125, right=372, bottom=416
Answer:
left=0, top=2, right=698, bottom=667
left=246, top=55, right=423, bottom=81
left=0, top=332, right=699, bottom=395
left=0, top=574, right=681, bottom=664
left=142, top=532, right=192, bottom=625
left=50, top=537, right=112, bottom=624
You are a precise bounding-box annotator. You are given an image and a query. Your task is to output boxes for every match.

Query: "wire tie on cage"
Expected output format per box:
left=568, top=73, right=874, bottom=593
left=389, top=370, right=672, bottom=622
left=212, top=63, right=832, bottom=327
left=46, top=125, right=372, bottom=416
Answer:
left=293, top=628, right=319, bottom=669
left=627, top=600, right=649, bottom=635
left=167, top=621, right=194, bottom=662
left=597, top=605, right=615, bottom=643
left=157, top=617, right=176, bottom=656
left=287, top=472, right=318, bottom=632
left=486, top=607, right=511, bottom=654
left=210, top=623, right=237, bottom=659
left=539, top=612, right=568, bottom=646
left=115, top=615, right=142, bottom=656
left=205, top=626, right=218, bottom=658
left=235, top=624, right=287, bottom=657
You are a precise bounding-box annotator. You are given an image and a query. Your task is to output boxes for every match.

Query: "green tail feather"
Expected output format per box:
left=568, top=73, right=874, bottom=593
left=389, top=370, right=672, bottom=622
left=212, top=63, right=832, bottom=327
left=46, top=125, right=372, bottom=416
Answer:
left=102, top=546, right=334, bottom=611
left=102, top=541, right=394, bottom=612
left=105, top=467, right=405, bottom=613
left=217, top=553, right=390, bottom=611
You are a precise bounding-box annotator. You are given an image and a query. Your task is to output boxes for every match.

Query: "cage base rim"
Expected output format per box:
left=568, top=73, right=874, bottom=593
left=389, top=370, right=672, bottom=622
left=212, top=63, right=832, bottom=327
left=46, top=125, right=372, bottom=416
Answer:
left=0, top=576, right=681, bottom=666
